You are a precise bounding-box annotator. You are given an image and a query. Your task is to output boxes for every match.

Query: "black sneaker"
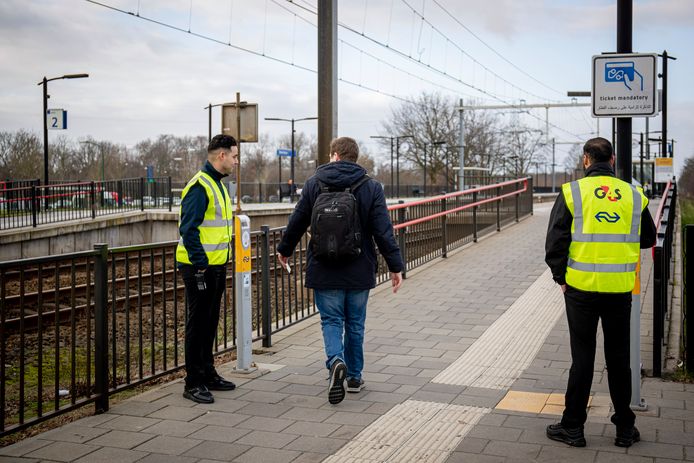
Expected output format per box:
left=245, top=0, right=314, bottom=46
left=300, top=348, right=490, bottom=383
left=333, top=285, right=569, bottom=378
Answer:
left=206, top=375, right=236, bottom=391
left=183, top=384, right=214, bottom=404
left=546, top=423, right=586, bottom=447
left=615, top=426, right=640, bottom=447
left=346, top=378, right=364, bottom=393
left=328, top=359, right=347, bottom=404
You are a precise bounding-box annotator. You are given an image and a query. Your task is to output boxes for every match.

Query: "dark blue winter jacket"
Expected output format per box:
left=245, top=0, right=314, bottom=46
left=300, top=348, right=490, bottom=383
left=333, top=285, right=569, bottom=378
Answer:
left=277, top=161, right=403, bottom=289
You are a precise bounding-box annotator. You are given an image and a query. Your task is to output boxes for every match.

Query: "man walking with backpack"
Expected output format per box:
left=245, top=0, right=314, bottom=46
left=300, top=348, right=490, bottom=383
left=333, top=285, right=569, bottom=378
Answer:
left=277, top=136, right=403, bottom=404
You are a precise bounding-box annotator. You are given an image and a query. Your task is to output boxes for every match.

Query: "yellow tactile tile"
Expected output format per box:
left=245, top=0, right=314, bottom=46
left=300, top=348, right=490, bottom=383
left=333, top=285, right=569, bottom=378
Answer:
left=495, top=391, right=548, bottom=414
left=540, top=404, right=565, bottom=415
left=546, top=393, right=565, bottom=406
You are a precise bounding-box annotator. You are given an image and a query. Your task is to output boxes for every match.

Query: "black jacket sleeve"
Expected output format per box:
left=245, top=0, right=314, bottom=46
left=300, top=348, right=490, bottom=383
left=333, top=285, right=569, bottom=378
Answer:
left=640, top=207, right=657, bottom=249
left=544, top=193, right=572, bottom=285
left=179, top=183, right=208, bottom=269
left=368, top=183, right=403, bottom=273
left=276, top=180, right=314, bottom=257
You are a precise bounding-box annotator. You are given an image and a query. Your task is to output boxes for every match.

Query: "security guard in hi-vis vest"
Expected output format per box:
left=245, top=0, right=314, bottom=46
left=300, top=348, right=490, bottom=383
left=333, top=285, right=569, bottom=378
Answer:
left=545, top=137, right=656, bottom=448
left=176, top=134, right=238, bottom=404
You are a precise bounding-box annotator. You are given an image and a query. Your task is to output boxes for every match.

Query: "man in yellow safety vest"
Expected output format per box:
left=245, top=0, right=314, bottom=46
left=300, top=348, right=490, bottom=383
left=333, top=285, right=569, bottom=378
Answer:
left=176, top=134, right=238, bottom=404
left=545, top=137, right=656, bottom=448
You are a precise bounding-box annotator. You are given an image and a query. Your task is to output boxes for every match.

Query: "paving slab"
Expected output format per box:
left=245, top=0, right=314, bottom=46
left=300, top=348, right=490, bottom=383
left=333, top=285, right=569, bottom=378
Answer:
left=13, top=202, right=693, bottom=462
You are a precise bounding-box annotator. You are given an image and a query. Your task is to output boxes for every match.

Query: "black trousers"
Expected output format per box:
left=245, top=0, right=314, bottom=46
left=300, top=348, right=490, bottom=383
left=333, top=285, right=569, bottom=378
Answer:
left=561, top=286, right=636, bottom=429
left=180, top=265, right=227, bottom=387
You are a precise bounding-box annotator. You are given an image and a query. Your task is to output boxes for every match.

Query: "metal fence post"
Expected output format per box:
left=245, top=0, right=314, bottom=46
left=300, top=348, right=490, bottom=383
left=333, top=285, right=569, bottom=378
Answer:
left=653, top=245, right=663, bottom=377
left=31, top=185, right=38, bottom=227
left=496, top=187, right=501, bottom=232
left=441, top=197, right=448, bottom=258
left=90, top=181, right=96, bottom=219
left=139, top=177, right=145, bottom=211
left=397, top=201, right=407, bottom=279
left=686, top=225, right=694, bottom=373
left=167, top=176, right=173, bottom=212
left=117, top=180, right=123, bottom=208
left=94, top=243, right=109, bottom=413
left=472, top=191, right=478, bottom=243
left=260, top=225, right=272, bottom=348
left=515, top=189, right=520, bottom=222
left=528, top=177, right=534, bottom=216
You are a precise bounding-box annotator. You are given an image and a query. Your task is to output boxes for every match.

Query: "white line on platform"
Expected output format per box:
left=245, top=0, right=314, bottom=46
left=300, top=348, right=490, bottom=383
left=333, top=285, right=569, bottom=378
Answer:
left=432, top=269, right=564, bottom=389
left=323, top=400, right=490, bottom=463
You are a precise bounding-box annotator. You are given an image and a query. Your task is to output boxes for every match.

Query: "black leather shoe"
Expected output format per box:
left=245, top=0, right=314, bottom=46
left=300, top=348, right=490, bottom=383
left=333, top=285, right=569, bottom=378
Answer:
left=183, top=385, right=214, bottom=404
left=206, top=375, right=236, bottom=391
left=615, top=426, right=640, bottom=447
left=546, top=423, right=586, bottom=447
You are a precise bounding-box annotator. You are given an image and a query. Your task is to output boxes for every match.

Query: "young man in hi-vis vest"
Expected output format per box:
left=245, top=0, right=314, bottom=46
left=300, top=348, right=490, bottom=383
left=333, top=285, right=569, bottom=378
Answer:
left=545, top=137, right=656, bottom=448
left=176, top=135, right=238, bottom=404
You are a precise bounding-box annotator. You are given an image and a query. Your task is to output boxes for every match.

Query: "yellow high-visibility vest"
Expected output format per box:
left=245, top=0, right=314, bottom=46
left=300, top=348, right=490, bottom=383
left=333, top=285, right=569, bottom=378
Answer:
left=176, top=171, right=233, bottom=266
left=562, top=175, right=648, bottom=293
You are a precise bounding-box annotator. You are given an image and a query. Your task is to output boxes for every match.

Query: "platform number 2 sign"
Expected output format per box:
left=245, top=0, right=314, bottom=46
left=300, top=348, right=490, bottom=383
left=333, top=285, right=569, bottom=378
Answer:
left=47, top=109, right=67, bottom=130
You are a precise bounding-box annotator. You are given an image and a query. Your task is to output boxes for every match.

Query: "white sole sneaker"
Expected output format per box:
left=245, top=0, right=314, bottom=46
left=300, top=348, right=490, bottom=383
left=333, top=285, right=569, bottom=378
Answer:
left=328, top=360, right=346, bottom=404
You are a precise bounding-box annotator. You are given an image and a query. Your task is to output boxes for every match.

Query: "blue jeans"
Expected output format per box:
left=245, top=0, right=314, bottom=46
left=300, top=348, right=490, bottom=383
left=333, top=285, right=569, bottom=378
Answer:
left=313, top=289, right=370, bottom=380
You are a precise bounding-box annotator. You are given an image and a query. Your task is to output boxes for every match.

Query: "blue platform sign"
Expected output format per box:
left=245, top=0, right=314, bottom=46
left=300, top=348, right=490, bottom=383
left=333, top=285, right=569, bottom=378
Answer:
left=277, top=149, right=295, bottom=157
left=146, top=165, right=154, bottom=182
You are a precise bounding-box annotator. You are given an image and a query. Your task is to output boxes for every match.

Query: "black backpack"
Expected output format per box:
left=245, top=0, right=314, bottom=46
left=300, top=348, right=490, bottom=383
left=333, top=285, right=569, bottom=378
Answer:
left=310, top=175, right=370, bottom=263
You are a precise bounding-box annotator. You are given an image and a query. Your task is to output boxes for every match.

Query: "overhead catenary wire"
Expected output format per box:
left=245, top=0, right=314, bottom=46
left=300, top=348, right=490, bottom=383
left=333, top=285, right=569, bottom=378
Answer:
left=288, top=0, right=583, bottom=141
left=429, top=0, right=564, bottom=96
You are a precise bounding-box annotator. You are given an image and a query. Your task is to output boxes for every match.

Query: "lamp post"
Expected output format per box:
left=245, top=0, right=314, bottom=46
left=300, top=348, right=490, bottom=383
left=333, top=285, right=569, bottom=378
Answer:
left=38, top=73, right=89, bottom=185
left=265, top=116, right=318, bottom=201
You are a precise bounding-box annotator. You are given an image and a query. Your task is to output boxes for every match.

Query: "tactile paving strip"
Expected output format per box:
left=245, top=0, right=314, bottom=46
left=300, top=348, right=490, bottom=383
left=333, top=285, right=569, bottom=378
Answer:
left=432, top=269, right=564, bottom=389
left=323, top=400, right=490, bottom=463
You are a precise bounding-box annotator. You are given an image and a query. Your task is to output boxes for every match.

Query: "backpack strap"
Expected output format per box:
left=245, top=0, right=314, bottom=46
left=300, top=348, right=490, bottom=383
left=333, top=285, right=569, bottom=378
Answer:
left=316, top=179, right=331, bottom=193
left=346, top=175, right=370, bottom=193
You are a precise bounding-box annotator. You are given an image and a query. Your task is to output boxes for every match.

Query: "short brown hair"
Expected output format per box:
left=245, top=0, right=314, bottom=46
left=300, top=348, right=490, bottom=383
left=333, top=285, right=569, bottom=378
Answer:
left=583, top=137, right=613, bottom=164
left=330, top=137, right=359, bottom=162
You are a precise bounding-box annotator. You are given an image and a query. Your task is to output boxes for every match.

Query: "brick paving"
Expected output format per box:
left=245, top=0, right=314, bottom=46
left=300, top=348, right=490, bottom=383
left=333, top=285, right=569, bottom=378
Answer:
left=2, top=202, right=692, bottom=462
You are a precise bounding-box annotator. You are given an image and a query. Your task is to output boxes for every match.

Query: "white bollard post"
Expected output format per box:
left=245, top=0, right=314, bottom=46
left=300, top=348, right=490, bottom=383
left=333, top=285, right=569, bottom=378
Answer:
left=234, top=215, right=256, bottom=372
left=630, top=258, right=647, bottom=410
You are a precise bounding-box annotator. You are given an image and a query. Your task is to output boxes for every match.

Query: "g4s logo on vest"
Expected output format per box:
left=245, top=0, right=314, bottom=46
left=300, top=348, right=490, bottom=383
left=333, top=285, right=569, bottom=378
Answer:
left=594, top=185, right=622, bottom=202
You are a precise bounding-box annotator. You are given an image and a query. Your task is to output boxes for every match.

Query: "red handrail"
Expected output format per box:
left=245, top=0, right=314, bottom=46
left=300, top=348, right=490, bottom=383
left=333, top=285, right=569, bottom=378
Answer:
left=654, top=180, right=672, bottom=227
left=390, top=178, right=529, bottom=230
left=388, top=177, right=528, bottom=210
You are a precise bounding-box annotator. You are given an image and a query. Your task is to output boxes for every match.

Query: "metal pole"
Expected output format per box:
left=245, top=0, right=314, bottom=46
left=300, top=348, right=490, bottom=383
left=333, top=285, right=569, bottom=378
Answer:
left=445, top=150, right=449, bottom=192
left=552, top=138, right=557, bottom=193
left=396, top=138, right=401, bottom=197
left=390, top=137, right=394, bottom=197
left=458, top=99, right=465, bottom=191
left=616, top=0, right=632, bottom=183
left=235, top=92, right=242, bottom=214
left=640, top=133, right=644, bottom=185
left=94, top=243, right=109, bottom=413
left=42, top=77, right=48, bottom=186
left=261, top=225, right=272, bottom=347
left=290, top=119, right=295, bottom=201
left=208, top=103, right=212, bottom=143
left=317, top=0, right=337, bottom=166
left=662, top=50, right=668, bottom=160
left=423, top=145, right=427, bottom=195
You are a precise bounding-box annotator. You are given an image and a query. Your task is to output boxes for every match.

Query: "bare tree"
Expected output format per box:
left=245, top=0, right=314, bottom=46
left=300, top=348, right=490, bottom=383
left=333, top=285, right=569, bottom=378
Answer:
left=0, top=130, right=43, bottom=180
left=378, top=92, right=504, bottom=186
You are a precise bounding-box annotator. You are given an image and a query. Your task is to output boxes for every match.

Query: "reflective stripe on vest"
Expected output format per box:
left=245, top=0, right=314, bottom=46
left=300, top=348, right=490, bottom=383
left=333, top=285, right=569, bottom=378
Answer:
left=176, top=171, right=233, bottom=266
left=562, top=176, right=647, bottom=293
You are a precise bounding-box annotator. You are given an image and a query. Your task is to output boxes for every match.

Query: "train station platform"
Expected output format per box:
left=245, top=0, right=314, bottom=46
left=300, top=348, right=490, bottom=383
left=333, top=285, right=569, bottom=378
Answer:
left=2, top=202, right=691, bottom=463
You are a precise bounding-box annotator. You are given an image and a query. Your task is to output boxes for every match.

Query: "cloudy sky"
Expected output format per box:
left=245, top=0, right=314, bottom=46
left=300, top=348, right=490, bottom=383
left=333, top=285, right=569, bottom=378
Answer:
left=0, top=0, right=692, bottom=173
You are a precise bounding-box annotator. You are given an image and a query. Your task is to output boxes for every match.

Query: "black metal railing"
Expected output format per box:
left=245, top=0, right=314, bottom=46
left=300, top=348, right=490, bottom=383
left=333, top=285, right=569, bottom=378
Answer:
left=0, top=177, right=173, bottom=231
left=653, top=180, right=677, bottom=376
left=0, top=177, right=533, bottom=437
